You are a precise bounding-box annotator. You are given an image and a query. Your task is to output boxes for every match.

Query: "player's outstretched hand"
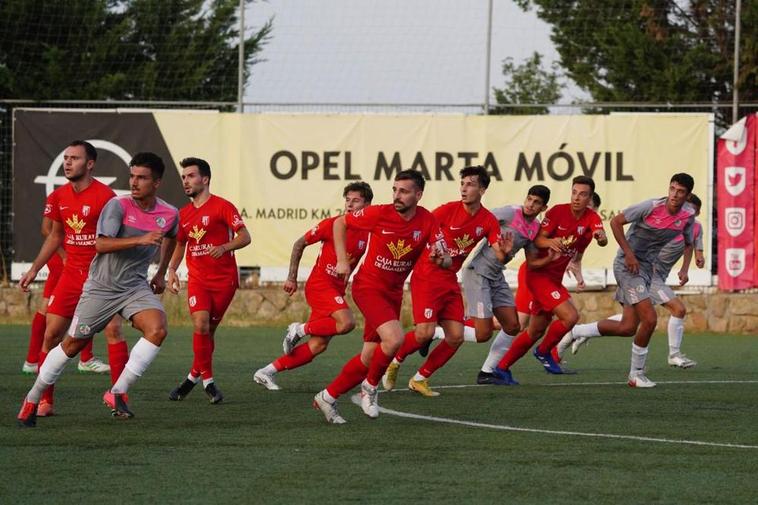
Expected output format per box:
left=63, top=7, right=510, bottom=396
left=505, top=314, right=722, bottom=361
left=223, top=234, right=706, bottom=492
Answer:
left=167, top=269, right=181, bottom=294
left=208, top=244, right=227, bottom=259
left=140, top=230, right=164, bottom=247
left=18, top=268, right=39, bottom=292
left=594, top=229, right=608, bottom=247
left=150, top=273, right=166, bottom=294
left=283, top=278, right=298, bottom=295
left=499, top=231, right=514, bottom=256
left=624, top=254, right=640, bottom=274
left=678, top=269, right=689, bottom=286
left=546, top=237, right=564, bottom=253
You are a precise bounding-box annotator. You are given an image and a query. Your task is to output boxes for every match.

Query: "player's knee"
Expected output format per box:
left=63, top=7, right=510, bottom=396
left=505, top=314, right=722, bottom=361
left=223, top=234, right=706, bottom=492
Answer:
left=146, top=326, right=168, bottom=345
left=617, top=322, right=637, bottom=336
left=335, top=319, right=355, bottom=334
left=309, top=339, right=329, bottom=355
left=503, top=322, right=521, bottom=336
left=474, top=330, right=491, bottom=343
left=671, top=306, right=686, bottom=319
left=415, top=326, right=434, bottom=342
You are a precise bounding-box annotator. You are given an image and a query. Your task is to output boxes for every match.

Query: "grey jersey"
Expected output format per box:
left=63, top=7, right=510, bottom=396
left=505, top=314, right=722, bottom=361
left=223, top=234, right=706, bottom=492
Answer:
left=653, top=219, right=704, bottom=279
left=615, top=197, right=697, bottom=271
left=468, top=205, right=540, bottom=280
left=88, top=196, right=179, bottom=291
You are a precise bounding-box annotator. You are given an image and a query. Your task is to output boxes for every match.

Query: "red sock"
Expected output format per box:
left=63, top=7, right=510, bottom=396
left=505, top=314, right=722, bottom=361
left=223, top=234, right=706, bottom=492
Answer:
left=108, top=341, right=129, bottom=386
left=395, top=330, right=422, bottom=363
left=536, top=320, right=571, bottom=355
left=304, top=317, right=338, bottom=337
left=192, top=332, right=213, bottom=380
left=551, top=347, right=561, bottom=363
left=418, top=340, right=459, bottom=378
left=497, top=330, right=534, bottom=370
left=25, top=312, right=46, bottom=363
left=326, top=354, right=368, bottom=399
left=365, top=346, right=394, bottom=387
left=80, top=338, right=94, bottom=362
left=273, top=344, right=315, bottom=371
left=464, top=319, right=475, bottom=328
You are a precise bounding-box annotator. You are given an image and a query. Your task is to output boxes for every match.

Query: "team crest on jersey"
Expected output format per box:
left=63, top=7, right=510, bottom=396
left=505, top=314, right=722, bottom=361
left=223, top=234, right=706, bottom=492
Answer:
left=155, top=216, right=167, bottom=228
left=551, top=291, right=561, bottom=300
left=81, top=205, right=91, bottom=217
left=189, top=225, right=206, bottom=243
left=202, top=215, right=209, bottom=226
left=388, top=239, right=413, bottom=260
left=413, top=230, right=421, bottom=242
left=232, top=215, right=242, bottom=226
left=454, top=234, right=474, bottom=250
left=475, top=226, right=483, bottom=237
left=335, top=296, right=344, bottom=305
left=424, top=308, right=433, bottom=319
left=352, top=209, right=365, bottom=217
left=358, top=240, right=366, bottom=250
left=189, top=296, right=197, bottom=307
left=78, top=323, right=92, bottom=336
left=65, top=214, right=86, bottom=234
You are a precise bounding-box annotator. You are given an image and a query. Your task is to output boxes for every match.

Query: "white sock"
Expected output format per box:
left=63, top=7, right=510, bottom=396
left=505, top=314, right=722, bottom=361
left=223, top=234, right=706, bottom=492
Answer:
left=481, top=331, right=514, bottom=373
left=573, top=322, right=601, bottom=339
left=187, top=373, right=201, bottom=383
left=297, top=323, right=307, bottom=337
left=261, top=363, right=277, bottom=375
left=432, top=326, right=445, bottom=340
left=202, top=378, right=214, bottom=388
left=27, top=344, right=72, bottom=403
left=413, top=371, right=426, bottom=381
left=630, top=343, right=649, bottom=374
left=111, top=338, right=161, bottom=394
left=668, top=316, right=684, bottom=355
left=463, top=325, right=477, bottom=343
left=608, top=313, right=623, bottom=322
left=322, top=389, right=337, bottom=403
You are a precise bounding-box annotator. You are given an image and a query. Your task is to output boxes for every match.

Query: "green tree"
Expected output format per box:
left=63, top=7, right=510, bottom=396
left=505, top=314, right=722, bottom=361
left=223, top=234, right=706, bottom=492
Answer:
left=0, top=0, right=272, bottom=101
left=491, top=52, right=563, bottom=115
left=514, top=0, right=757, bottom=125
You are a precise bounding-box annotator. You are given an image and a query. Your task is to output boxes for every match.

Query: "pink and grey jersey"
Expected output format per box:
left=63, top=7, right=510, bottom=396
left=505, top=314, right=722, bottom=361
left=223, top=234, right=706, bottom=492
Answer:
left=653, top=220, right=704, bottom=279
left=89, top=195, right=179, bottom=291
left=468, top=205, right=540, bottom=280
left=615, top=197, right=697, bottom=271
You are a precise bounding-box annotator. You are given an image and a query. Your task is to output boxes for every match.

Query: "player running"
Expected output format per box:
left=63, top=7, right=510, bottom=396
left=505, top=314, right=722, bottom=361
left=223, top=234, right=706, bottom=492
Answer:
left=312, top=170, right=446, bottom=423
left=381, top=166, right=506, bottom=397
left=166, top=157, right=251, bottom=404
left=254, top=182, right=373, bottom=390
left=18, top=152, right=179, bottom=426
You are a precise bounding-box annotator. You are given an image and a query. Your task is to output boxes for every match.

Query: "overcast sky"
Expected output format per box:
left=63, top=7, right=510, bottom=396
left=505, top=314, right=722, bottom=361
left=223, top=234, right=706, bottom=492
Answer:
left=245, top=0, right=586, bottom=109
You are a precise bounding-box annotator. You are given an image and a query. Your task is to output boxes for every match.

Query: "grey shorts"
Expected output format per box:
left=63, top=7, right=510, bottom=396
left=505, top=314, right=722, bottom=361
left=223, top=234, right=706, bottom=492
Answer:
left=68, top=282, right=165, bottom=339
left=649, top=275, right=676, bottom=305
left=613, top=259, right=652, bottom=306
left=462, top=267, right=514, bottom=319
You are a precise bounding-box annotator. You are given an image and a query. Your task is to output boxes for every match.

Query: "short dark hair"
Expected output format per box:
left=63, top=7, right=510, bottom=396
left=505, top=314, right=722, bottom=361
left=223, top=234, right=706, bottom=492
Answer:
left=343, top=181, right=373, bottom=203
left=395, top=169, right=425, bottom=191
left=687, top=192, right=702, bottom=211
left=68, top=140, right=97, bottom=162
left=180, top=157, right=211, bottom=181
left=671, top=173, right=694, bottom=193
left=130, top=152, right=165, bottom=180
left=572, top=175, right=595, bottom=193
left=591, top=192, right=602, bottom=209
left=528, top=184, right=551, bottom=205
left=459, top=165, right=491, bottom=189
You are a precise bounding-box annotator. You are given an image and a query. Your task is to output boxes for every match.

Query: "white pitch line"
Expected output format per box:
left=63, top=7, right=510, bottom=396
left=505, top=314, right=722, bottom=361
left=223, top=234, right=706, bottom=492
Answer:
left=349, top=380, right=758, bottom=450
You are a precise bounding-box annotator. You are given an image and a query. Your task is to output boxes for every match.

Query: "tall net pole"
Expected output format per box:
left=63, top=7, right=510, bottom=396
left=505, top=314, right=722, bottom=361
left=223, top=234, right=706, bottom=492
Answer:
left=732, top=0, right=741, bottom=124
left=238, top=0, right=245, bottom=112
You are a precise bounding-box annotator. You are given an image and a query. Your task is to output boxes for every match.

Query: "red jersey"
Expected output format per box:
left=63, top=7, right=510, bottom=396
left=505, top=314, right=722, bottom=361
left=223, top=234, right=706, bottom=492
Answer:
left=413, top=201, right=501, bottom=283
left=304, top=215, right=368, bottom=287
left=347, top=204, right=439, bottom=291
left=177, top=194, right=246, bottom=287
left=47, top=179, right=116, bottom=271
left=535, top=203, right=604, bottom=280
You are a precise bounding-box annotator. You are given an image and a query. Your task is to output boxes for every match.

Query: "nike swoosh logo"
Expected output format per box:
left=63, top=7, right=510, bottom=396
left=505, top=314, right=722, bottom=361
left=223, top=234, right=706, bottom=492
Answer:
left=59, top=206, right=68, bottom=210
left=182, top=223, right=190, bottom=228
left=449, top=226, right=463, bottom=230
left=381, top=230, right=394, bottom=235
left=558, top=226, right=568, bottom=230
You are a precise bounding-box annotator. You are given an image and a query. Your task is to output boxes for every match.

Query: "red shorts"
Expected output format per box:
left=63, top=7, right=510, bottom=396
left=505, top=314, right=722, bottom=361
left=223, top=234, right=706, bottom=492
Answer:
left=352, top=280, right=402, bottom=343
left=47, top=266, right=88, bottom=318
left=527, top=271, right=569, bottom=315
left=515, top=263, right=533, bottom=314
left=410, top=275, right=464, bottom=324
left=187, top=280, right=237, bottom=323
left=43, top=254, right=65, bottom=299
left=304, top=274, right=349, bottom=321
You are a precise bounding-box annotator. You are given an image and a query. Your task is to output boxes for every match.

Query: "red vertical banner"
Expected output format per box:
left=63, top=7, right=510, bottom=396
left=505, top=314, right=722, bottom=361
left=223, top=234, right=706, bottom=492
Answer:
left=717, top=114, right=756, bottom=290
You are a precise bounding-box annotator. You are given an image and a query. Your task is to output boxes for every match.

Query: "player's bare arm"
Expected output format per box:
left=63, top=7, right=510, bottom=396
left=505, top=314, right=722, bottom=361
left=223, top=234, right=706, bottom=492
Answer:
left=534, top=228, right=564, bottom=253
left=525, top=247, right=558, bottom=270
left=567, top=251, right=586, bottom=290
left=678, top=244, right=693, bottom=286
left=41, top=216, right=66, bottom=261
left=166, top=240, right=187, bottom=294
left=610, top=213, right=639, bottom=274
left=151, top=236, right=177, bottom=294
left=96, top=230, right=164, bottom=253
left=332, top=215, right=350, bottom=279
left=208, top=227, right=251, bottom=259
left=283, top=236, right=308, bottom=295
left=18, top=220, right=65, bottom=291
left=695, top=248, right=706, bottom=269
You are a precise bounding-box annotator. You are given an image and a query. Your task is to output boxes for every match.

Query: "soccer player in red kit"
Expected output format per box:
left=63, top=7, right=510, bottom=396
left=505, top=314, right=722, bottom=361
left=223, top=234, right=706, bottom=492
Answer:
left=312, top=169, right=447, bottom=424
left=22, top=193, right=111, bottom=375
left=493, top=176, right=607, bottom=384
left=167, top=157, right=251, bottom=404
left=381, top=165, right=506, bottom=397
left=18, top=140, right=124, bottom=416
left=253, top=182, right=373, bottom=390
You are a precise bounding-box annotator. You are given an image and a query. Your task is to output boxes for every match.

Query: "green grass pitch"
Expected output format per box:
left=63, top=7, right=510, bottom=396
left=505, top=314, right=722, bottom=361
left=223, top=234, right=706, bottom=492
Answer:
left=1, top=325, right=757, bottom=504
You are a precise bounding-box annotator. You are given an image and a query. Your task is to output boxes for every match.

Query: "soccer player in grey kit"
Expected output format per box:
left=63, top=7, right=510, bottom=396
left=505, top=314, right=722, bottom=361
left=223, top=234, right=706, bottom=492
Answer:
left=18, top=152, right=179, bottom=426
